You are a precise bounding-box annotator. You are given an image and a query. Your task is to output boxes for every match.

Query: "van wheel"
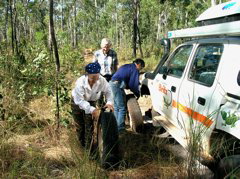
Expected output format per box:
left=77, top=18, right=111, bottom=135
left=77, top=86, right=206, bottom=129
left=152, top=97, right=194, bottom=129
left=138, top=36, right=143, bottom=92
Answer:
left=215, top=155, right=240, bottom=178
left=209, top=131, right=240, bottom=178
left=127, top=94, right=143, bottom=133
left=97, top=111, right=120, bottom=169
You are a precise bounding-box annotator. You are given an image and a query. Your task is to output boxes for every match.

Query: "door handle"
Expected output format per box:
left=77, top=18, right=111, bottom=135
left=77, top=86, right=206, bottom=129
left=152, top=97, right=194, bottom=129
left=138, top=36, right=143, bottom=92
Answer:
left=171, top=86, right=176, bottom=92
left=198, top=97, right=206, bottom=106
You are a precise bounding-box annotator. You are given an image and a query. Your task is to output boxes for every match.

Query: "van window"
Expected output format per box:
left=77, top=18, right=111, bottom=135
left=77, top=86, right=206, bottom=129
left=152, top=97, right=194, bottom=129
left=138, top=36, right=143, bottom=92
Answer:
left=189, top=44, right=223, bottom=86
left=165, top=45, right=193, bottom=78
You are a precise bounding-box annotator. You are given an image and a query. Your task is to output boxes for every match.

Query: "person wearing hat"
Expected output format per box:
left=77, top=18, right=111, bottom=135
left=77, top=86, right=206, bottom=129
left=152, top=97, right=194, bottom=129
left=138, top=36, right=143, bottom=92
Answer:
left=71, top=62, right=114, bottom=148
left=93, top=38, right=118, bottom=82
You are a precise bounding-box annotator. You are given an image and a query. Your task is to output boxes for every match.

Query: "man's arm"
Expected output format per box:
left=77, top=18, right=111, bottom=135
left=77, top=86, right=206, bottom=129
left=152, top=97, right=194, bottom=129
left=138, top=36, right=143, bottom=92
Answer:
left=128, top=69, right=140, bottom=97
left=72, top=79, right=96, bottom=114
left=112, top=50, right=118, bottom=73
left=103, top=80, right=114, bottom=105
left=102, top=79, right=114, bottom=111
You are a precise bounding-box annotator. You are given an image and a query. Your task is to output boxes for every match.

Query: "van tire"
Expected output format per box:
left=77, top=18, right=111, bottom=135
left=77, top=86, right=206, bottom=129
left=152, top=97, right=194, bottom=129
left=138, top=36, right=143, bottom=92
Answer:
left=127, top=94, right=143, bottom=133
left=210, top=131, right=240, bottom=160
left=215, top=155, right=240, bottom=178
left=97, top=111, right=120, bottom=169
left=209, top=131, right=240, bottom=177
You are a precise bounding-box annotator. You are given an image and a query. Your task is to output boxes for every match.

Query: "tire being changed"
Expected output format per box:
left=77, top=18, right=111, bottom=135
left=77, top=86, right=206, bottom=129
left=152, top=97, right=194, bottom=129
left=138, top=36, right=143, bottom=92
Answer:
left=127, top=94, right=143, bottom=133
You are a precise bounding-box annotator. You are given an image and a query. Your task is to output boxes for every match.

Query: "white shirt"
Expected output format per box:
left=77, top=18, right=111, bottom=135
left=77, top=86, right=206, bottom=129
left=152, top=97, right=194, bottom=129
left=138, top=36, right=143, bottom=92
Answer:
left=93, top=49, right=118, bottom=76
left=72, top=75, right=113, bottom=114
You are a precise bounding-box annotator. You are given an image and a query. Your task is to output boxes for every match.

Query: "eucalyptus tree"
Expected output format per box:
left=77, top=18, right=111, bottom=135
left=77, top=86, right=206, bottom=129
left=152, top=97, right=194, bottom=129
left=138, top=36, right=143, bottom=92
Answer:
left=0, top=0, right=9, bottom=45
left=132, top=0, right=142, bottom=57
left=49, top=0, right=61, bottom=129
left=139, top=0, right=162, bottom=55
left=9, top=0, right=17, bottom=55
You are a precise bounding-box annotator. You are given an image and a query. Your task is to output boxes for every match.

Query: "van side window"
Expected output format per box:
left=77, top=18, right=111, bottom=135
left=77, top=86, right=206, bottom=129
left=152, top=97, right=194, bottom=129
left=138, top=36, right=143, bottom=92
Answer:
left=189, top=44, right=223, bottom=86
left=164, top=45, right=193, bottom=78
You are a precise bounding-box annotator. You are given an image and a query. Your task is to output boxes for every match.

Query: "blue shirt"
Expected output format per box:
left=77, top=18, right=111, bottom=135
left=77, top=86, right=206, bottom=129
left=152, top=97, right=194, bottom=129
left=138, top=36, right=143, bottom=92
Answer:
left=111, top=63, right=140, bottom=95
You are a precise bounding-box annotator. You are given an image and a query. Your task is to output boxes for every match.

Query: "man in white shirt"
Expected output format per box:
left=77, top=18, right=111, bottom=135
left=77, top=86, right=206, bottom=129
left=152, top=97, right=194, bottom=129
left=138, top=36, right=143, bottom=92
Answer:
left=71, top=62, right=114, bottom=148
left=93, top=38, right=118, bottom=81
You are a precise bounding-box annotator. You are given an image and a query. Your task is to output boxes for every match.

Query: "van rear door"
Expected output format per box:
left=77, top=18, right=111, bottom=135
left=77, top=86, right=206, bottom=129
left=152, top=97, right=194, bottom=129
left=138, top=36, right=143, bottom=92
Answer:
left=216, top=41, right=240, bottom=140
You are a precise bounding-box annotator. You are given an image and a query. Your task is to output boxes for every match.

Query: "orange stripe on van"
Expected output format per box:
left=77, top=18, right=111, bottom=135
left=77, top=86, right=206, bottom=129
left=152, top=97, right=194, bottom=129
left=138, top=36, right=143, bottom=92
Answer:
left=172, top=100, right=213, bottom=127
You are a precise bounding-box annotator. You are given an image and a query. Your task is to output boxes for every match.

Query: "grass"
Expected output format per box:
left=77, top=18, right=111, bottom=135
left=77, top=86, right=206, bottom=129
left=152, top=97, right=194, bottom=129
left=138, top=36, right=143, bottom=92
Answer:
left=0, top=91, right=205, bottom=178
left=0, top=115, right=187, bottom=178
left=0, top=121, right=106, bottom=178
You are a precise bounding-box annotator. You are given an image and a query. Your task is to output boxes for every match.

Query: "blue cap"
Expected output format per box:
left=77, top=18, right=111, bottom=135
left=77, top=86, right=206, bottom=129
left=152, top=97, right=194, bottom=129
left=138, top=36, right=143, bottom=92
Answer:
left=85, top=62, right=101, bottom=74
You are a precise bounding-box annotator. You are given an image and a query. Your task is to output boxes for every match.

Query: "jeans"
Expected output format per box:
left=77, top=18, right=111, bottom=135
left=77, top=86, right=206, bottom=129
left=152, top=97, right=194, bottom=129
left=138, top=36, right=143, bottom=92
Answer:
left=109, top=81, right=126, bottom=132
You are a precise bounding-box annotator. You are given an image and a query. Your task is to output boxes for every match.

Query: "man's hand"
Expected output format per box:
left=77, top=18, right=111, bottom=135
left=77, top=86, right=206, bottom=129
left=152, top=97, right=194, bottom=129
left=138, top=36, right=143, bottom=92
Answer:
left=104, top=104, right=114, bottom=112
left=92, top=109, right=100, bottom=120
left=135, top=93, right=140, bottom=100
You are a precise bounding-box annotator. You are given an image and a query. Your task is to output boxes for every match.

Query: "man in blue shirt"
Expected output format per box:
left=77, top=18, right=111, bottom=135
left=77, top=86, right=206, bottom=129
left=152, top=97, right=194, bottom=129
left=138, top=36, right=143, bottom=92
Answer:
left=110, top=58, right=145, bottom=132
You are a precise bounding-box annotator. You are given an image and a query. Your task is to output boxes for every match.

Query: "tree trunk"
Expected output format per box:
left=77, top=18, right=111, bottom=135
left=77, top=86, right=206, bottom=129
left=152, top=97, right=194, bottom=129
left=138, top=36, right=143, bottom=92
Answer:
left=49, top=0, right=61, bottom=131
left=73, top=2, right=77, bottom=48
left=115, top=11, right=118, bottom=46
left=69, top=16, right=74, bottom=48
left=95, top=0, right=99, bottom=40
left=132, top=0, right=142, bottom=58
left=4, top=0, right=9, bottom=43
left=211, top=0, right=216, bottom=6
left=13, top=2, right=19, bottom=56
left=9, top=0, right=19, bottom=57
left=61, top=0, right=64, bottom=30
left=136, top=1, right=143, bottom=58
left=48, top=23, right=52, bottom=51
left=22, top=0, right=30, bottom=39
left=157, top=13, right=161, bottom=40
left=137, top=26, right=143, bottom=58
left=9, top=0, right=14, bottom=54
left=95, top=0, right=97, bottom=8
left=132, top=0, right=138, bottom=57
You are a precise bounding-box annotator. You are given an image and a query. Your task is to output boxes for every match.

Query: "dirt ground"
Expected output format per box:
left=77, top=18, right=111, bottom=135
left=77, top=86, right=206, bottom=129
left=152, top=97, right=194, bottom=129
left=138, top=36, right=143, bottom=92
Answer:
left=107, top=95, right=214, bottom=178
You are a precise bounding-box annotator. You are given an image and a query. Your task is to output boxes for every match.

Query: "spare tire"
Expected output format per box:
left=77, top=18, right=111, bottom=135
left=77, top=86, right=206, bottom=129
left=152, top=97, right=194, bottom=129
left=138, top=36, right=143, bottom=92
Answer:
left=97, top=111, right=120, bottom=169
left=126, top=94, right=143, bottom=133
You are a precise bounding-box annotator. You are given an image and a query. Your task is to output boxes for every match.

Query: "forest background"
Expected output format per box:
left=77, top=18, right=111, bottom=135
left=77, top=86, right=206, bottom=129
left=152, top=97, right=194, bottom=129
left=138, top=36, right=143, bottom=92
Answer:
left=0, top=0, right=229, bottom=178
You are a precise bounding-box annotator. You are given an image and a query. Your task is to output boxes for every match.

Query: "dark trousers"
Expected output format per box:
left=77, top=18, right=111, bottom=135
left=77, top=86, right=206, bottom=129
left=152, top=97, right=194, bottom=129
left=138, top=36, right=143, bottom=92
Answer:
left=96, top=74, right=112, bottom=108
left=71, top=99, right=96, bottom=149
left=103, top=74, right=112, bottom=82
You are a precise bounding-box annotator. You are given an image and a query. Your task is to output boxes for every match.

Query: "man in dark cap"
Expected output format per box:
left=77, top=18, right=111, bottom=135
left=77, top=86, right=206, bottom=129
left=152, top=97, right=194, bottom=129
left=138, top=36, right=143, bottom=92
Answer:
left=71, top=62, right=114, bottom=148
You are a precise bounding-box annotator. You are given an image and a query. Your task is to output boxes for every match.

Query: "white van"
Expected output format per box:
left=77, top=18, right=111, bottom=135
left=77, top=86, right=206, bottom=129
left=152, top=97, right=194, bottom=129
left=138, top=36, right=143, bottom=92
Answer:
left=141, top=1, right=240, bottom=177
